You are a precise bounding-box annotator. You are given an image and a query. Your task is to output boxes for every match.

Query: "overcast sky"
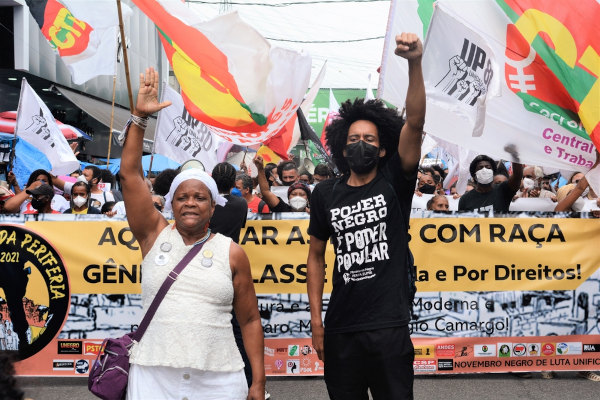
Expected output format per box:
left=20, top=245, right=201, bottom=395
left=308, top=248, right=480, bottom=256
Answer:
left=185, top=0, right=392, bottom=89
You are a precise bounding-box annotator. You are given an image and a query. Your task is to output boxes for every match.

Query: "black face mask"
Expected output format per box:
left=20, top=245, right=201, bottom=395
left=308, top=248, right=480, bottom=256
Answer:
left=281, top=180, right=293, bottom=186
left=31, top=197, right=47, bottom=211
left=344, top=141, right=380, bottom=174
left=419, top=184, right=436, bottom=194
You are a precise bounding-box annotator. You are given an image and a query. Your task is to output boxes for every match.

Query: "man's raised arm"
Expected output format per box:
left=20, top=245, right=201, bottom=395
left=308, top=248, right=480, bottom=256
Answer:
left=396, top=32, right=425, bottom=174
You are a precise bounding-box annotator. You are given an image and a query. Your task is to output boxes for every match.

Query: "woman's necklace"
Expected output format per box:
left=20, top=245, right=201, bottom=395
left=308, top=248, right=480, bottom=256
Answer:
left=193, top=228, right=211, bottom=246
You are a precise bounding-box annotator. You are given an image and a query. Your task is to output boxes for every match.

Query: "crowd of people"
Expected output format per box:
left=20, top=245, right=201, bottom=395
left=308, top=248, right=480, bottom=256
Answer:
left=0, top=147, right=597, bottom=217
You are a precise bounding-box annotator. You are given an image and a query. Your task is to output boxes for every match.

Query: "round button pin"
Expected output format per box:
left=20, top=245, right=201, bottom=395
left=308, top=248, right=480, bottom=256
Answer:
left=160, top=242, right=172, bottom=252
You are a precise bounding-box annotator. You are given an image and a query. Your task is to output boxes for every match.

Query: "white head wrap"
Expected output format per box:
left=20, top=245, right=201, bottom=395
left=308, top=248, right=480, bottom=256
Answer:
left=164, top=169, right=227, bottom=212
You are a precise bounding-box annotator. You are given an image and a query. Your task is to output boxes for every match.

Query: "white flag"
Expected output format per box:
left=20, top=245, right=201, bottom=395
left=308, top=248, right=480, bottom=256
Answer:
left=15, top=78, right=79, bottom=176
left=25, top=0, right=131, bottom=84
left=380, top=0, right=597, bottom=172
left=422, top=2, right=500, bottom=137
left=154, top=85, right=222, bottom=172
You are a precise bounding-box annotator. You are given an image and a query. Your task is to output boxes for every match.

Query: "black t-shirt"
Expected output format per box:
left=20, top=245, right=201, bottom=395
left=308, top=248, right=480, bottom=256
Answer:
left=458, top=182, right=515, bottom=213
left=63, top=206, right=101, bottom=214
left=271, top=197, right=292, bottom=212
left=209, top=194, right=248, bottom=244
left=308, top=153, right=416, bottom=334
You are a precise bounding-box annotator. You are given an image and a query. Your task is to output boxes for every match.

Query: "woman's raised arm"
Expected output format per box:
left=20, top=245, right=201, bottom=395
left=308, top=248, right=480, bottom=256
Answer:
left=120, top=67, right=171, bottom=257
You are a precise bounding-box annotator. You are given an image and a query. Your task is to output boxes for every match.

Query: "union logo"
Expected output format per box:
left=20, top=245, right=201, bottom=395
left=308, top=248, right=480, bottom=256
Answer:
left=41, top=0, right=93, bottom=57
left=500, top=1, right=597, bottom=141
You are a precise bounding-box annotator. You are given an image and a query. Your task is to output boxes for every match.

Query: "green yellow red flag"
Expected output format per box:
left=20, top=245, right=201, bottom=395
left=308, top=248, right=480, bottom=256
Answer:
left=132, top=0, right=311, bottom=145
left=496, top=0, right=600, bottom=151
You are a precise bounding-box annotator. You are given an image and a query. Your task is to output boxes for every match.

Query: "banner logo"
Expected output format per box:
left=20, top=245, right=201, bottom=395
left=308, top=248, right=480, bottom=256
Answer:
left=43, top=0, right=93, bottom=57
left=0, top=225, right=70, bottom=359
left=23, top=110, right=56, bottom=148
left=435, top=38, right=492, bottom=106
left=164, top=108, right=214, bottom=158
left=57, top=340, right=81, bottom=354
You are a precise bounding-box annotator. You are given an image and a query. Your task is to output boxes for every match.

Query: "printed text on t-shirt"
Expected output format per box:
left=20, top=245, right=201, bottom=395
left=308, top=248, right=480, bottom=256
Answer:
left=330, top=194, right=390, bottom=280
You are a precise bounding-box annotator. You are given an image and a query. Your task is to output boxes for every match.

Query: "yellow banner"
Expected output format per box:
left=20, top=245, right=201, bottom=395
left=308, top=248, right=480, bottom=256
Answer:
left=25, top=221, right=143, bottom=294
left=20, top=218, right=600, bottom=294
left=5, top=217, right=600, bottom=377
left=411, top=218, right=600, bottom=291
left=240, top=220, right=335, bottom=294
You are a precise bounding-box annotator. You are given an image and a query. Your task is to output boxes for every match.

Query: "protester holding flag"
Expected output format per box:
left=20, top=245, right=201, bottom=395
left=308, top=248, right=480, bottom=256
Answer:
left=6, top=172, right=21, bottom=195
left=119, top=67, right=264, bottom=400
left=307, top=32, right=425, bottom=399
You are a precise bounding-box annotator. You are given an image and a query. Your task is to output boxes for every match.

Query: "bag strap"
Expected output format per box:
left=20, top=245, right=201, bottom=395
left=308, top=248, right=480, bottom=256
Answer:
left=258, top=200, right=267, bottom=213
left=131, top=240, right=206, bottom=341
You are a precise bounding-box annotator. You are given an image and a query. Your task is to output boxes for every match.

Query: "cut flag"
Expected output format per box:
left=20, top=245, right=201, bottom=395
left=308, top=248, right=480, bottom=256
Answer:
left=15, top=78, right=79, bottom=176
left=155, top=84, right=222, bottom=172
left=365, top=73, right=376, bottom=101
left=264, top=62, right=328, bottom=160
left=131, top=0, right=311, bottom=145
left=256, top=145, right=283, bottom=167
left=496, top=0, right=600, bottom=154
left=262, top=115, right=295, bottom=160
left=25, top=0, right=131, bottom=85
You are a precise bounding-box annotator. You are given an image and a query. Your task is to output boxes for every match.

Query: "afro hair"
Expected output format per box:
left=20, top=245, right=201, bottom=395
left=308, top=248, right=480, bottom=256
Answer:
left=469, top=154, right=497, bottom=180
left=325, top=98, right=404, bottom=175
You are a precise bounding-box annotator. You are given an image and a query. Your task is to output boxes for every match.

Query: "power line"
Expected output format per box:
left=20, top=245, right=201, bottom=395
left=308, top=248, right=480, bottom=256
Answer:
left=265, top=35, right=384, bottom=43
left=186, top=0, right=388, bottom=6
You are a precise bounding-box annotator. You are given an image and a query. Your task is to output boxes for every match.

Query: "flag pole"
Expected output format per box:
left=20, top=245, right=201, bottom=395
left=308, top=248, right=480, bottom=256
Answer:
left=116, top=0, right=134, bottom=112
left=106, top=69, right=118, bottom=166
left=148, top=154, right=154, bottom=176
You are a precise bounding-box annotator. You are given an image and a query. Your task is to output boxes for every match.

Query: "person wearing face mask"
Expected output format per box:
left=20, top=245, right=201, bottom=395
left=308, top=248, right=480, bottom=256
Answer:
left=63, top=181, right=101, bottom=214
left=286, top=182, right=311, bottom=212
left=458, top=152, right=523, bottom=213
left=3, top=170, right=69, bottom=214
left=253, top=155, right=310, bottom=212
left=53, top=166, right=116, bottom=209
left=515, top=165, right=555, bottom=200
left=307, top=32, right=424, bottom=400
left=253, top=155, right=311, bottom=213
left=415, top=172, right=437, bottom=195
left=22, top=184, right=60, bottom=214
left=264, top=163, right=280, bottom=187
left=277, top=161, right=299, bottom=186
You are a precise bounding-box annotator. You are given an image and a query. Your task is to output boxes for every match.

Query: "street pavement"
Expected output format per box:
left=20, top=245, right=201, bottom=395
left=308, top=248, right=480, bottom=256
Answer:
left=17, top=371, right=600, bottom=400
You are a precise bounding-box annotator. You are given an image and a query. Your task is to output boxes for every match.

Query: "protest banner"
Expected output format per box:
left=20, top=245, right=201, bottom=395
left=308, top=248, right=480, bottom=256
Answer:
left=2, top=215, right=599, bottom=376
